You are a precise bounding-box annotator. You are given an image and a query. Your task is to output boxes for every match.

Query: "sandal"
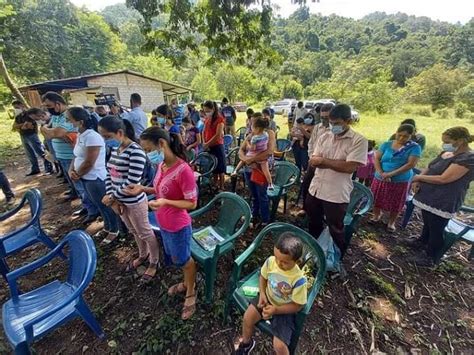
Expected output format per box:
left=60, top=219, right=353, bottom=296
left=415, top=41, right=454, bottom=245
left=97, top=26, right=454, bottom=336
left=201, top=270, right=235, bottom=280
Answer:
left=168, top=282, right=187, bottom=296
left=181, top=291, right=197, bottom=320
left=139, top=263, right=157, bottom=284
left=125, top=255, right=148, bottom=272
left=101, top=231, right=119, bottom=246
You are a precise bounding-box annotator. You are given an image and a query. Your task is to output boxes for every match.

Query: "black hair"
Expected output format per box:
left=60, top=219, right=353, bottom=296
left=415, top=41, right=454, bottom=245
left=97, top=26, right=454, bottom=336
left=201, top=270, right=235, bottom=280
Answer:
left=26, top=107, right=45, bottom=116
left=98, top=115, right=137, bottom=142
left=246, top=108, right=254, bottom=116
left=222, top=97, right=228, bottom=104
left=296, top=117, right=304, bottom=124
left=130, top=93, right=141, bottom=105
left=253, top=113, right=269, bottom=129
left=41, top=91, right=66, bottom=105
left=368, top=140, right=376, bottom=151
left=67, top=107, right=94, bottom=130
left=314, top=105, right=322, bottom=114
left=203, top=100, right=219, bottom=125
left=151, top=109, right=157, bottom=116
left=397, top=124, right=415, bottom=135
left=275, top=232, right=303, bottom=261
left=140, top=126, right=187, bottom=161
left=329, top=104, right=352, bottom=121
left=262, top=108, right=271, bottom=116
left=401, top=118, right=416, bottom=128
left=444, top=126, right=474, bottom=143
left=297, top=101, right=304, bottom=108
left=12, top=100, right=24, bottom=106
left=156, top=104, right=173, bottom=119
left=321, top=102, right=335, bottom=113
left=182, top=116, right=193, bottom=125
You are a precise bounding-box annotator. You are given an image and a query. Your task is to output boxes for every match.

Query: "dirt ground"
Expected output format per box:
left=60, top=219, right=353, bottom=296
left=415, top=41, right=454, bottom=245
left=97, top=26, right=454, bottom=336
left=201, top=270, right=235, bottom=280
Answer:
left=0, top=147, right=473, bottom=354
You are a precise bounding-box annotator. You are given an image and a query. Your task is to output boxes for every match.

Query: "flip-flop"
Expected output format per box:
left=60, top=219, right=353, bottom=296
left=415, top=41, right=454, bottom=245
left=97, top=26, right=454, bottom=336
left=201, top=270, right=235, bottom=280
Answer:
left=125, top=256, right=148, bottom=273
left=139, top=264, right=157, bottom=284
left=168, top=282, right=187, bottom=296
left=181, top=291, right=197, bottom=320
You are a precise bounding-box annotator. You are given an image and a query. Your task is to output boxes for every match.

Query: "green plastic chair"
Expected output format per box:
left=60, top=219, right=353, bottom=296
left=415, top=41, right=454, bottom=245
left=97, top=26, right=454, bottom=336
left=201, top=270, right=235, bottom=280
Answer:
left=268, top=161, right=300, bottom=221
left=226, top=147, right=242, bottom=193
left=274, top=139, right=292, bottom=161
left=235, top=127, right=247, bottom=146
left=435, top=206, right=474, bottom=262
left=224, top=223, right=327, bottom=355
left=190, top=192, right=251, bottom=303
left=344, top=181, right=374, bottom=245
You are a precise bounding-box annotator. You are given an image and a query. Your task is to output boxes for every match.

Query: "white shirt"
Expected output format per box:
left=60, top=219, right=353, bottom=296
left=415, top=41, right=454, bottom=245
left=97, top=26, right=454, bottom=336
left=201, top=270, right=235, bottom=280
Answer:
left=295, top=107, right=307, bottom=120
left=73, top=129, right=107, bottom=180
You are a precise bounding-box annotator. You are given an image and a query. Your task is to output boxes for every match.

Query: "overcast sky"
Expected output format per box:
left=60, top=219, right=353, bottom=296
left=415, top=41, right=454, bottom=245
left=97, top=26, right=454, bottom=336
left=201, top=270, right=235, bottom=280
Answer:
left=70, top=0, right=473, bottom=24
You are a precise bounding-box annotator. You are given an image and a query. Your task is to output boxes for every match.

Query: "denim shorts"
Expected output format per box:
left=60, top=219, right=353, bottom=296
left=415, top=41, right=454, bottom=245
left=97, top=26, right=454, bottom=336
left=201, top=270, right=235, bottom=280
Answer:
left=160, top=225, right=192, bottom=267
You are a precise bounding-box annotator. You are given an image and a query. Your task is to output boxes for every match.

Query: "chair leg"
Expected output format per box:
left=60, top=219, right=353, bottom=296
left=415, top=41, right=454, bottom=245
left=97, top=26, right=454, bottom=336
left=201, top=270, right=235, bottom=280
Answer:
left=0, top=258, right=10, bottom=282
left=283, top=194, right=288, bottom=214
left=270, top=197, right=279, bottom=222
left=76, top=298, right=105, bottom=339
left=15, top=342, right=31, bottom=355
left=204, top=265, right=217, bottom=304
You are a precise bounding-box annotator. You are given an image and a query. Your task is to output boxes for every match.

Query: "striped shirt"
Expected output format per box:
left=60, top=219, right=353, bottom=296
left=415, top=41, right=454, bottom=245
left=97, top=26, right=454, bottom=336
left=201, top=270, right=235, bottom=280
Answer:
left=105, top=142, right=147, bottom=205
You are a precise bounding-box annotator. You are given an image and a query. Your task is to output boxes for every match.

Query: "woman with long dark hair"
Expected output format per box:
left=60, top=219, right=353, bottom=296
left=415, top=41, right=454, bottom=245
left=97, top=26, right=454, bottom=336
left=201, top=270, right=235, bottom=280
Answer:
left=67, top=108, right=119, bottom=240
left=202, top=100, right=226, bottom=190
left=125, top=127, right=198, bottom=320
left=98, top=116, right=160, bottom=283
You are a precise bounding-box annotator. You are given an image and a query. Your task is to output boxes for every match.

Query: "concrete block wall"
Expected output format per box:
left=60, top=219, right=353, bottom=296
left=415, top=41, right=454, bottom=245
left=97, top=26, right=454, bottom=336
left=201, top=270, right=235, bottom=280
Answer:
left=88, top=73, right=165, bottom=112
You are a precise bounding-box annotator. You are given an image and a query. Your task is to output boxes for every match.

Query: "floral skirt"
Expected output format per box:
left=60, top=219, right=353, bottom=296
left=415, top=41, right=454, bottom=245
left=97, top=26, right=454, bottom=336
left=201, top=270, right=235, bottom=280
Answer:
left=371, top=178, right=409, bottom=213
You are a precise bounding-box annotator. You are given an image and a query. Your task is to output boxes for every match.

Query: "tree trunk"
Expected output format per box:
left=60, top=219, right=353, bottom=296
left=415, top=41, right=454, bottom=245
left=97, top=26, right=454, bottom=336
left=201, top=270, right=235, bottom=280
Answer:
left=0, top=52, right=29, bottom=107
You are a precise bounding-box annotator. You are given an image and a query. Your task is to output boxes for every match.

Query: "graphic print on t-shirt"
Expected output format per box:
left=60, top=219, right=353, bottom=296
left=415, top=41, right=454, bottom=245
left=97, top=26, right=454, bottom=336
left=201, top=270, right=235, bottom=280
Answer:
left=268, top=272, right=293, bottom=302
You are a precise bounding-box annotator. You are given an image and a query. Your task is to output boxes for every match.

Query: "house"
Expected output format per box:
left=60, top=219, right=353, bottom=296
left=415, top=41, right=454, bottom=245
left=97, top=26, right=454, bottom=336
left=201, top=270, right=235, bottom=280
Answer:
left=18, top=69, right=193, bottom=112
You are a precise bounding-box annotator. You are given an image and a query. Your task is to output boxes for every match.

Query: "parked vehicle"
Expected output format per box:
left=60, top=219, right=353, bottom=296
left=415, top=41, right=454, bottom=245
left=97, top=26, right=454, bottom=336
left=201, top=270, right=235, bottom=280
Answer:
left=272, top=99, right=297, bottom=116
left=233, top=102, right=248, bottom=112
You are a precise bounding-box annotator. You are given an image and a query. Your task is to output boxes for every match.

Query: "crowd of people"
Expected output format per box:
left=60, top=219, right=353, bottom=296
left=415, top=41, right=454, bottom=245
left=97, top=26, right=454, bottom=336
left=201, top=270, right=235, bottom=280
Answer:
left=1, top=92, right=473, bottom=355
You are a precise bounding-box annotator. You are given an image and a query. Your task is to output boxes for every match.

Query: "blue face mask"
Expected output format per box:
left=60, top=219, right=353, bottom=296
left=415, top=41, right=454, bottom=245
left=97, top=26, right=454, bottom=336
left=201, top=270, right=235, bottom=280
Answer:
left=105, top=139, right=121, bottom=149
left=158, top=117, right=166, bottom=126
left=330, top=123, right=345, bottom=135
left=147, top=150, right=164, bottom=165
left=304, top=118, right=313, bottom=125
left=442, top=143, right=456, bottom=152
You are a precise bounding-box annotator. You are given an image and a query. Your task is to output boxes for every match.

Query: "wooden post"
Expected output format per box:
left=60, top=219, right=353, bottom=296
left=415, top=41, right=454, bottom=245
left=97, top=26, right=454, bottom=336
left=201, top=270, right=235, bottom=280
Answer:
left=0, top=53, right=29, bottom=108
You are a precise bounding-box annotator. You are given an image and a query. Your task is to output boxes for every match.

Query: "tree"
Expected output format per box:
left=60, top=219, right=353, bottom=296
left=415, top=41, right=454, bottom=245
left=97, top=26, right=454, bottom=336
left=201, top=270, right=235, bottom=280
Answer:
left=215, top=65, right=257, bottom=102
left=191, top=67, right=219, bottom=101
left=281, top=79, right=303, bottom=99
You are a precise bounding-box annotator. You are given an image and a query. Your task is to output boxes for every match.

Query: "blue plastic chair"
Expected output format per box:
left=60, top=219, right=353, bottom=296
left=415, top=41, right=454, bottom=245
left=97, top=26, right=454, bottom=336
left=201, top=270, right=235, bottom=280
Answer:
left=0, top=189, right=58, bottom=281
left=223, top=134, right=234, bottom=154
left=274, top=138, right=292, bottom=161
left=2, top=230, right=104, bottom=354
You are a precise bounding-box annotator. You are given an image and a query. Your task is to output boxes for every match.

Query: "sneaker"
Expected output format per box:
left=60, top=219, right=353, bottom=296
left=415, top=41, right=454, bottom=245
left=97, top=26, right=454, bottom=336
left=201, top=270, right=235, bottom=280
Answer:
left=235, top=338, right=256, bottom=355
left=72, top=208, right=88, bottom=217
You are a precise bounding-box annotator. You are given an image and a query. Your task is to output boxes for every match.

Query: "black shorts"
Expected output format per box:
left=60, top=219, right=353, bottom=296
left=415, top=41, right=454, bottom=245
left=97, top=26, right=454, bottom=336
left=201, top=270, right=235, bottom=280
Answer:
left=208, top=144, right=226, bottom=174
left=249, top=296, right=296, bottom=346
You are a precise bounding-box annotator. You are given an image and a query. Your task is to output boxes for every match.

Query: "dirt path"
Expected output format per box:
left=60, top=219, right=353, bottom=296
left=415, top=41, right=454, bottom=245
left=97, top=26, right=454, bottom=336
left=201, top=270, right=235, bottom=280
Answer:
left=0, top=149, right=472, bottom=354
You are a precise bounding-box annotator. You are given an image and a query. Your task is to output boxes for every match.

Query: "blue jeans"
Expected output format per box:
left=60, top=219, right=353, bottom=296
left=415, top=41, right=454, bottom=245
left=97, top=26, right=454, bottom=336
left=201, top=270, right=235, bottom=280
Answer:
left=244, top=170, right=270, bottom=223
left=21, top=133, right=53, bottom=172
left=82, top=178, right=119, bottom=233
left=57, top=158, right=97, bottom=216
left=0, top=170, right=14, bottom=200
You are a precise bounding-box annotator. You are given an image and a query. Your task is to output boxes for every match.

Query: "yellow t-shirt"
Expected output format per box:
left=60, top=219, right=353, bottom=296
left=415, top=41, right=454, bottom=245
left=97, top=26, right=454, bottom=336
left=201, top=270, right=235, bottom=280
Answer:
left=260, top=256, right=307, bottom=307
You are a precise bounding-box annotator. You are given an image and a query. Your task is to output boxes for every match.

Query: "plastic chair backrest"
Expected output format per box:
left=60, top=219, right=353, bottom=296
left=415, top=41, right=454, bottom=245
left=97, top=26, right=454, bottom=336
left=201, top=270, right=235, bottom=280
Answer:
left=346, top=182, right=374, bottom=217
left=214, top=192, right=251, bottom=236
left=226, top=147, right=240, bottom=167
left=65, top=230, right=97, bottom=289
left=0, top=188, right=43, bottom=227
left=224, top=134, right=234, bottom=148
left=276, top=139, right=291, bottom=152
left=192, top=152, right=217, bottom=175
left=273, top=161, right=299, bottom=188
left=236, top=127, right=246, bottom=139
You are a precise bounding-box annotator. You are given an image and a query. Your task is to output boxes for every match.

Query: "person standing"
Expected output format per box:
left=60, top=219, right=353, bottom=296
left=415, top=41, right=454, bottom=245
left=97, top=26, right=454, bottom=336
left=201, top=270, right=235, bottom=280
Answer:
left=67, top=107, right=119, bottom=239
left=390, top=119, right=426, bottom=152
left=221, top=97, right=237, bottom=136
left=203, top=100, right=226, bottom=190
left=12, top=100, right=53, bottom=176
left=0, top=169, right=15, bottom=205
left=122, top=93, right=148, bottom=139
left=305, top=104, right=367, bottom=256
left=411, top=127, right=474, bottom=266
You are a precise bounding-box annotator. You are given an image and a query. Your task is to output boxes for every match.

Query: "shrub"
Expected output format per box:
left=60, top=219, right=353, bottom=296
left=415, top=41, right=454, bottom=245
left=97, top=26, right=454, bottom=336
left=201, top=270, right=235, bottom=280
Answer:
left=436, top=107, right=452, bottom=119
left=414, top=106, right=432, bottom=117
left=454, top=102, right=468, bottom=118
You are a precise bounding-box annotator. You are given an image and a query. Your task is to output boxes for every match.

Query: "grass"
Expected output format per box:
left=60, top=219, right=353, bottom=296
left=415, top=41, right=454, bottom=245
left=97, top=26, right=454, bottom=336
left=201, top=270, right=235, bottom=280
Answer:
left=0, top=112, right=22, bottom=168
left=235, top=108, right=474, bottom=204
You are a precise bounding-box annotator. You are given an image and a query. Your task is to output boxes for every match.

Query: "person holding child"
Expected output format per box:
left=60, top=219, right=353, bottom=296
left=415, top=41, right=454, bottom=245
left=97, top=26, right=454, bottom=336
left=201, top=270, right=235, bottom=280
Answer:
left=235, top=233, right=307, bottom=355
left=233, top=112, right=274, bottom=191
left=126, top=126, right=198, bottom=320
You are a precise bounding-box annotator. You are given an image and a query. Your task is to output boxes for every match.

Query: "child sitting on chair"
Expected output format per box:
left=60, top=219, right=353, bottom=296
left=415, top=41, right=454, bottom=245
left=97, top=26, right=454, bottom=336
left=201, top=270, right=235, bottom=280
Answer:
left=235, top=233, right=307, bottom=355
left=232, top=112, right=274, bottom=190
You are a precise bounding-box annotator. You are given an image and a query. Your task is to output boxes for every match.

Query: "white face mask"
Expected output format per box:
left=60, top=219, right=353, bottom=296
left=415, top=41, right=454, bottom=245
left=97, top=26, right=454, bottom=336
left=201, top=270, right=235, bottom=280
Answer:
left=14, top=108, right=23, bottom=116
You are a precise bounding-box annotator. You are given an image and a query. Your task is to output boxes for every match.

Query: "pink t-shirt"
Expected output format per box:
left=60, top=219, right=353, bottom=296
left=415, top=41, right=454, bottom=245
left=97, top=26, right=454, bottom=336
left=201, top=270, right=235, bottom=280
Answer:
left=153, top=159, right=198, bottom=232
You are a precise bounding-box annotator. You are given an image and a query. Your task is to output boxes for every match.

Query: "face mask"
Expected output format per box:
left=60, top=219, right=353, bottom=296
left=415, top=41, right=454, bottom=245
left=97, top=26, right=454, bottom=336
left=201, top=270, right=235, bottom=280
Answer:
left=47, top=107, right=58, bottom=116
left=206, top=112, right=213, bottom=118
left=105, top=139, right=121, bottom=149
left=158, top=117, right=166, bottom=125
left=329, top=123, right=345, bottom=135
left=304, top=118, right=313, bottom=125
left=14, top=108, right=23, bottom=116
left=147, top=150, right=164, bottom=165
left=442, top=143, right=456, bottom=152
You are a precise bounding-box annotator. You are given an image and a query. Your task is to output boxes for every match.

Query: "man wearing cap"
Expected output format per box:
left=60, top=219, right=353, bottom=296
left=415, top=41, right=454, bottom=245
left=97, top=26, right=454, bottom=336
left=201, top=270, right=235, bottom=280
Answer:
left=305, top=104, right=368, bottom=257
